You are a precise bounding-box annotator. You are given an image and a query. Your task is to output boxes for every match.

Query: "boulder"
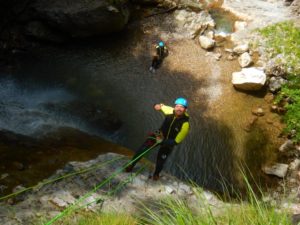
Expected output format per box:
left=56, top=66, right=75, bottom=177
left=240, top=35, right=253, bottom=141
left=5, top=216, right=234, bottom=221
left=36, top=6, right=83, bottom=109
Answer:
left=199, top=35, right=215, bottom=49
left=289, top=159, right=300, bottom=171
left=238, top=52, right=252, bottom=67
left=262, top=163, right=289, bottom=178
left=174, top=9, right=215, bottom=39
left=268, top=76, right=288, bottom=93
left=264, top=56, right=287, bottom=77
left=232, top=67, right=266, bottom=91
left=33, top=0, right=130, bottom=38
left=233, top=43, right=249, bottom=54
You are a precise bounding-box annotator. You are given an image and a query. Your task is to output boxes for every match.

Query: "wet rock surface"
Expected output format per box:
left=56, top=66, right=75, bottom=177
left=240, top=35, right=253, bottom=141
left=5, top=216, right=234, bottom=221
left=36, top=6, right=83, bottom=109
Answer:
left=0, top=153, right=224, bottom=224
left=43, top=101, right=122, bottom=133
left=32, top=0, right=130, bottom=38
left=0, top=128, right=130, bottom=197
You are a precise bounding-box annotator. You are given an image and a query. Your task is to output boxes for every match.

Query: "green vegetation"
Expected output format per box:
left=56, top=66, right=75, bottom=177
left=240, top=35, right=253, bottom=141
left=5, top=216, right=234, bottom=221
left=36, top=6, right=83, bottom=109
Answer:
left=47, top=186, right=292, bottom=225
left=259, top=21, right=300, bottom=142
left=37, top=212, right=138, bottom=225
left=138, top=184, right=291, bottom=225
left=62, top=212, right=138, bottom=225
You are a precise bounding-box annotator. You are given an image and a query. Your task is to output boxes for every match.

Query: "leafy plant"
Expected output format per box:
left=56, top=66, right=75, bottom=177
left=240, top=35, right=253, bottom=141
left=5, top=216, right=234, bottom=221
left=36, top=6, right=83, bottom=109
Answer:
left=259, top=21, right=300, bottom=142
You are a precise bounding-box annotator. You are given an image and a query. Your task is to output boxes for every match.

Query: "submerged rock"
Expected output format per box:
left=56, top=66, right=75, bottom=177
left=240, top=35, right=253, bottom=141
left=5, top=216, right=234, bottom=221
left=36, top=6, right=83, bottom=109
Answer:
left=251, top=107, right=265, bottom=117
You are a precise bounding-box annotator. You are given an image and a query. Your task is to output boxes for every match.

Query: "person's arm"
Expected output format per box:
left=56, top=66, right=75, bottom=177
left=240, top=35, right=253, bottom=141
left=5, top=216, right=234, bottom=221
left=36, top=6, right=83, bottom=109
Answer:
left=164, top=46, right=169, bottom=56
left=154, top=104, right=173, bottom=115
left=175, top=122, right=189, bottom=144
left=161, top=122, right=190, bottom=147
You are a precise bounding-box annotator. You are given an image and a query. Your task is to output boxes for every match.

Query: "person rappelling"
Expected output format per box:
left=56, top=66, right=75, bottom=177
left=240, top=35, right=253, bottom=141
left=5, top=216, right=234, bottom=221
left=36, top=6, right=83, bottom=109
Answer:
left=125, top=97, right=190, bottom=181
left=149, top=41, right=169, bottom=73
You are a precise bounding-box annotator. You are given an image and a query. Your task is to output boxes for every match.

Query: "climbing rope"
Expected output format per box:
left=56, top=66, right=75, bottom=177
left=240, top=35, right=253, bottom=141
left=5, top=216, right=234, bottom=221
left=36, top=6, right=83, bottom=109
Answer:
left=0, top=156, right=124, bottom=202
left=45, top=140, right=161, bottom=225
left=75, top=164, right=147, bottom=213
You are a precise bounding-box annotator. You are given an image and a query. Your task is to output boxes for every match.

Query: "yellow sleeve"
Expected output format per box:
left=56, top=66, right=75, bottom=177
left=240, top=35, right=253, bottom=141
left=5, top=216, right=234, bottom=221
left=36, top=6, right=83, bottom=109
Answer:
left=160, top=105, right=174, bottom=115
left=175, top=122, right=189, bottom=144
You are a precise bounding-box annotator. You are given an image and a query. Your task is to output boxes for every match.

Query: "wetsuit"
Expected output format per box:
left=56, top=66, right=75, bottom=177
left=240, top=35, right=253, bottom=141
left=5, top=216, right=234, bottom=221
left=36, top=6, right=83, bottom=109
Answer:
left=149, top=45, right=168, bottom=73
left=130, top=105, right=190, bottom=176
left=156, top=45, right=168, bottom=59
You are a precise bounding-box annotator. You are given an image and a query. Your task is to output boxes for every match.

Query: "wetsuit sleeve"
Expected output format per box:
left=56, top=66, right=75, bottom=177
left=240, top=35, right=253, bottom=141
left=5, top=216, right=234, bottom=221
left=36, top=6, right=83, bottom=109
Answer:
left=175, top=122, right=189, bottom=144
left=160, top=105, right=174, bottom=115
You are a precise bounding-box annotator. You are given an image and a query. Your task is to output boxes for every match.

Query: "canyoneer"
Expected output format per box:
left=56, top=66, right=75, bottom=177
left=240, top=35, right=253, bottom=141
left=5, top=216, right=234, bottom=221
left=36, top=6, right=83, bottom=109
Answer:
left=125, top=97, right=190, bottom=180
left=149, top=41, right=169, bottom=73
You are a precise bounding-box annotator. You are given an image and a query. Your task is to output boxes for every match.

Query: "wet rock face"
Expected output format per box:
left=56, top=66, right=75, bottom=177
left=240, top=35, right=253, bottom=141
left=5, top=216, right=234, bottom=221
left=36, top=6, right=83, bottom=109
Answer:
left=0, top=153, right=224, bottom=224
left=43, top=101, right=122, bottom=132
left=25, top=21, right=67, bottom=43
left=32, top=0, right=130, bottom=38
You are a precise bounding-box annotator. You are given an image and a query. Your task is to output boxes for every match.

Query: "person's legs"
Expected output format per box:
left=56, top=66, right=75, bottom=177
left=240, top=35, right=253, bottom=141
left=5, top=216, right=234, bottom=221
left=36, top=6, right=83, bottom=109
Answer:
left=125, top=134, right=157, bottom=172
left=150, top=56, right=161, bottom=73
left=153, top=146, right=173, bottom=179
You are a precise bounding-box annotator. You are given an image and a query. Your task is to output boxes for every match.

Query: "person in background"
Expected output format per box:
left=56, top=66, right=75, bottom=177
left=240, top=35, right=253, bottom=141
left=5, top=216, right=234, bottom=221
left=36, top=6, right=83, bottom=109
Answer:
left=149, top=41, right=169, bottom=73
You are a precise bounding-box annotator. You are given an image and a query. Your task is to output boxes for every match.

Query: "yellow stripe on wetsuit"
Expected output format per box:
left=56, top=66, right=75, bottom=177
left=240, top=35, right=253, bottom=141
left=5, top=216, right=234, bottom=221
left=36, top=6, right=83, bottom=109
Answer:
left=160, top=104, right=189, bottom=144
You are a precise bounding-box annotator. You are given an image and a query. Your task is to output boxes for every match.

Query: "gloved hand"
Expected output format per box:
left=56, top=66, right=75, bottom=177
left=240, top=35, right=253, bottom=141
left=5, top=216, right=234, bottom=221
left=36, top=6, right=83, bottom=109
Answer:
left=162, top=139, right=177, bottom=148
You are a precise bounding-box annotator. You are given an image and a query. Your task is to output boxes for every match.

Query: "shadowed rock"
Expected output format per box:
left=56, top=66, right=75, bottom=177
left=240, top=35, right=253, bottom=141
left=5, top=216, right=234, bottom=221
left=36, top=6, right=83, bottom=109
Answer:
left=33, top=0, right=130, bottom=38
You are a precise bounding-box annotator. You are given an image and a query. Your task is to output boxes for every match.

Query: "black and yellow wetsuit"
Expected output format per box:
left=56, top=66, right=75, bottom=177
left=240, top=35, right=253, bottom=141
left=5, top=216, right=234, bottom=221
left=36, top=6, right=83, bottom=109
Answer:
left=153, top=104, right=189, bottom=176
left=130, top=104, right=190, bottom=176
left=156, top=45, right=168, bottom=59
left=159, top=104, right=189, bottom=144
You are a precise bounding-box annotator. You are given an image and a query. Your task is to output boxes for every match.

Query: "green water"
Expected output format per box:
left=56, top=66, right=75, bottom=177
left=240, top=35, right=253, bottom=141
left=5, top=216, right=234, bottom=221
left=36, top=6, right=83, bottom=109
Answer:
left=209, top=8, right=239, bottom=34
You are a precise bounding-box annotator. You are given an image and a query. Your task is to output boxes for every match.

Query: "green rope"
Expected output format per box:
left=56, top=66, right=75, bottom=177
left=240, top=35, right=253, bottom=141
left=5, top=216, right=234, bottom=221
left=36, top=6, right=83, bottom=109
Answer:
left=45, top=141, right=160, bottom=225
left=0, top=156, right=124, bottom=202
left=75, top=163, right=147, bottom=212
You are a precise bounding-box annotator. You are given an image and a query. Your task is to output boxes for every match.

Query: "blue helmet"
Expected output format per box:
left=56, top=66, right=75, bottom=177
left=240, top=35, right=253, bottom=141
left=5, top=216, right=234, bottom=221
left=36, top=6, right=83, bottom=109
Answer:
left=158, top=41, right=164, bottom=47
left=174, top=97, right=188, bottom=108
